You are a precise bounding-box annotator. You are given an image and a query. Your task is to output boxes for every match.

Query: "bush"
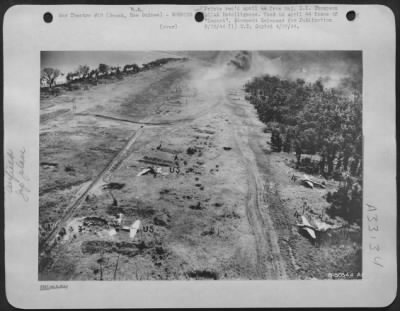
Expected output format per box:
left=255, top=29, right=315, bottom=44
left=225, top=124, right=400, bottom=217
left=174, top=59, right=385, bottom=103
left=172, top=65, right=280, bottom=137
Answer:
left=326, top=178, right=362, bottom=225
left=186, top=147, right=197, bottom=155
left=271, top=128, right=282, bottom=152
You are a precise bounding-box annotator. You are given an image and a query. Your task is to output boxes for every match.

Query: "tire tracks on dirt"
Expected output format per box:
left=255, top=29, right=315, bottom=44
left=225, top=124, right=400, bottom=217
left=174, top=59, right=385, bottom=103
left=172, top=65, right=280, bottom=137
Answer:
left=76, top=112, right=194, bottom=126
left=226, top=93, right=288, bottom=280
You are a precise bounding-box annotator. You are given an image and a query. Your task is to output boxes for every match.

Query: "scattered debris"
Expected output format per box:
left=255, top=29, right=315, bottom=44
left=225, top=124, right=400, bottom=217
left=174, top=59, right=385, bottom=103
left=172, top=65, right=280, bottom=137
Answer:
left=65, top=165, right=75, bottom=172
left=154, top=214, right=169, bottom=227
left=194, top=128, right=215, bottom=135
left=83, top=216, right=108, bottom=227
left=159, top=188, right=170, bottom=195
left=155, top=167, right=169, bottom=176
left=139, top=156, right=173, bottom=167
left=40, top=162, right=58, bottom=169
left=201, top=227, right=215, bottom=236
left=223, top=211, right=241, bottom=219
left=108, top=228, right=117, bottom=236
left=102, top=182, right=125, bottom=190
left=189, top=202, right=204, bottom=210
left=112, top=197, right=118, bottom=207
left=81, top=240, right=140, bottom=257
left=158, top=147, right=181, bottom=155
left=186, top=147, right=197, bottom=155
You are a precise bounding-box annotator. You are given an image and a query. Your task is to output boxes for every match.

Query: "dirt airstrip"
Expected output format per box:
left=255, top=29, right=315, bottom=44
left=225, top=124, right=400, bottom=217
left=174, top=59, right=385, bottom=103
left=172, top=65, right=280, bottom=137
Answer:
left=39, top=54, right=361, bottom=281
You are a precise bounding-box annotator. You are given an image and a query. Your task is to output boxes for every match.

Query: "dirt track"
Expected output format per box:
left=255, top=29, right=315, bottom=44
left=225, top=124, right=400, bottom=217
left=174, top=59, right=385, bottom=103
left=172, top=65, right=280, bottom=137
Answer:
left=185, top=61, right=288, bottom=279
left=227, top=93, right=288, bottom=279
left=39, top=54, right=290, bottom=280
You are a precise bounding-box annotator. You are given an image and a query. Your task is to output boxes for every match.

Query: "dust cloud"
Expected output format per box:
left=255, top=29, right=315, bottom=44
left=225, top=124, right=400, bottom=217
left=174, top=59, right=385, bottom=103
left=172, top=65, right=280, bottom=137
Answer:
left=182, top=51, right=362, bottom=91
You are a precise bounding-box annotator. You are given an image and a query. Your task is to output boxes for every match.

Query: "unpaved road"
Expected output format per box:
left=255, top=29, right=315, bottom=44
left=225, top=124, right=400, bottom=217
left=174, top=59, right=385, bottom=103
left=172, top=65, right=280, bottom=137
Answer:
left=191, top=63, right=288, bottom=279
left=225, top=90, right=287, bottom=279
left=184, top=53, right=288, bottom=278
left=39, top=54, right=289, bottom=279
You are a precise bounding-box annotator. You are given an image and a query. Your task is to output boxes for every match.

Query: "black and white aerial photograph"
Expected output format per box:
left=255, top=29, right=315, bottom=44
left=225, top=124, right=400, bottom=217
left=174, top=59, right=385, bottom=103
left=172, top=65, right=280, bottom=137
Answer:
left=39, top=51, right=362, bottom=281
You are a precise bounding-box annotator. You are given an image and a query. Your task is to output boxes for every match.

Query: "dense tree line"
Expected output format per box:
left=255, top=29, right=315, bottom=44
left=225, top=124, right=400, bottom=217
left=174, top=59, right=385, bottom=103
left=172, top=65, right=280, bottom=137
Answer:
left=41, top=57, right=183, bottom=89
left=244, top=74, right=362, bottom=224
left=245, top=75, right=362, bottom=179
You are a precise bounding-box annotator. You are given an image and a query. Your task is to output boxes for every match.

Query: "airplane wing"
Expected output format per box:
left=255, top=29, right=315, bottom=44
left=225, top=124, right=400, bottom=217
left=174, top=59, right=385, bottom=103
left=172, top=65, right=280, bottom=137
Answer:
left=314, top=219, right=331, bottom=232
left=303, top=227, right=316, bottom=239
left=137, top=168, right=151, bottom=176
left=301, top=215, right=312, bottom=228
left=302, top=180, right=314, bottom=188
left=129, top=220, right=141, bottom=239
left=298, top=216, right=317, bottom=239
